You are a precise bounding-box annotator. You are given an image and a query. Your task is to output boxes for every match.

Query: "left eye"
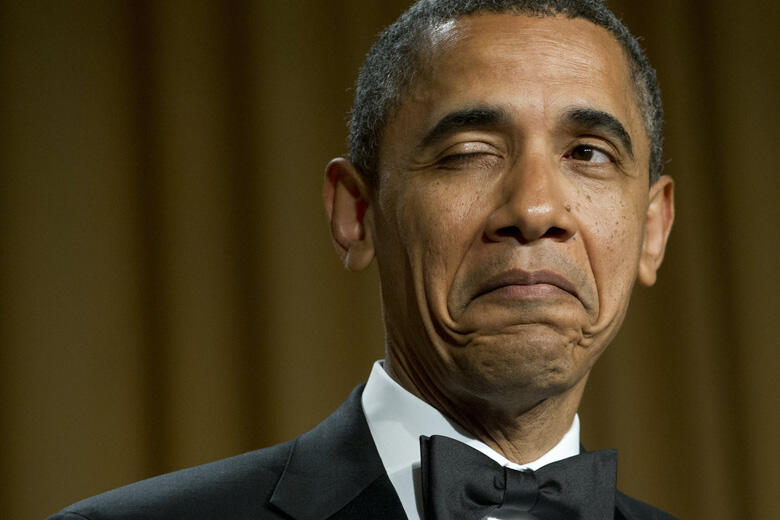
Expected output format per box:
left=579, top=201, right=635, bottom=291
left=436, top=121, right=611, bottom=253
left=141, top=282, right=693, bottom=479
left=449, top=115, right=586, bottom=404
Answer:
left=436, top=152, right=501, bottom=170
left=567, top=145, right=613, bottom=164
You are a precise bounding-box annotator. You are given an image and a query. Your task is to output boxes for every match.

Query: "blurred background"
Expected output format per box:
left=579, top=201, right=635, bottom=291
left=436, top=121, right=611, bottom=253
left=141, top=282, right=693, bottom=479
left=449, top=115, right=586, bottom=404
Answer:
left=1, top=1, right=778, bottom=518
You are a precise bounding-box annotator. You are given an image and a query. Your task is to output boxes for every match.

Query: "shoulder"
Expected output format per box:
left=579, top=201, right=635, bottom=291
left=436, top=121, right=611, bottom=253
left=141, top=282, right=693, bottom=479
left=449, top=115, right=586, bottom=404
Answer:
left=48, top=440, right=294, bottom=520
left=48, top=385, right=372, bottom=520
left=615, top=489, right=678, bottom=520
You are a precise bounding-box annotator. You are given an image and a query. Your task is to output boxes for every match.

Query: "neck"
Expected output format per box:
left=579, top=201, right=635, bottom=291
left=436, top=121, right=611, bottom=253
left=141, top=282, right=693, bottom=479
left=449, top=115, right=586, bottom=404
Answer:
left=383, top=355, right=587, bottom=465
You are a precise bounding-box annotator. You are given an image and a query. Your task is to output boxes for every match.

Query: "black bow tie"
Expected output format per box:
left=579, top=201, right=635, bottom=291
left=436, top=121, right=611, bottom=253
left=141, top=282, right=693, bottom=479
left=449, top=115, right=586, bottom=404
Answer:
left=419, top=435, right=617, bottom=520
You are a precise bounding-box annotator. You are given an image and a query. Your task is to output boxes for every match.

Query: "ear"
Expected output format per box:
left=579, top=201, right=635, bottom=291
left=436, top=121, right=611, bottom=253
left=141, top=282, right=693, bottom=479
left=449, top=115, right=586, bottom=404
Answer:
left=638, top=175, right=675, bottom=286
left=322, top=158, right=375, bottom=271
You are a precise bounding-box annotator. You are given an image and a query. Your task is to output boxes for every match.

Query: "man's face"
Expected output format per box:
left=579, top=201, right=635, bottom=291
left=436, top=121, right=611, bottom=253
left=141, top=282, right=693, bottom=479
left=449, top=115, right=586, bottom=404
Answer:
left=365, top=14, right=671, bottom=412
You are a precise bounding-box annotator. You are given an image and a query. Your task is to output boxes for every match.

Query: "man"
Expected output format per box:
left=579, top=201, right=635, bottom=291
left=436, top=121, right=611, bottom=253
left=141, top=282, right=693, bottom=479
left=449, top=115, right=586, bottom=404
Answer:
left=50, top=0, right=675, bottom=519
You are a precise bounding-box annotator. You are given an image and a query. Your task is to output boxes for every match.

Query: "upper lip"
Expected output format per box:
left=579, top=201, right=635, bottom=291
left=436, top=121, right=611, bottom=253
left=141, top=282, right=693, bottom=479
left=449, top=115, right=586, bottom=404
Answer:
left=472, top=268, right=579, bottom=301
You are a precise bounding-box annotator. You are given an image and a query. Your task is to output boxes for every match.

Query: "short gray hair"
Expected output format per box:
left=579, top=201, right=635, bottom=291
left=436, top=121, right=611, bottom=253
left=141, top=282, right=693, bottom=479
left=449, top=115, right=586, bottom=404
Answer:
left=348, top=0, right=664, bottom=184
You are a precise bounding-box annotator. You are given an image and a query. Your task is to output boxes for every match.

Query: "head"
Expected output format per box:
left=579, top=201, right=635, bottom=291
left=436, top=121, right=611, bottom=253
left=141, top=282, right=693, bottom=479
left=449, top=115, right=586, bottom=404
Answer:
left=323, top=0, right=674, bottom=423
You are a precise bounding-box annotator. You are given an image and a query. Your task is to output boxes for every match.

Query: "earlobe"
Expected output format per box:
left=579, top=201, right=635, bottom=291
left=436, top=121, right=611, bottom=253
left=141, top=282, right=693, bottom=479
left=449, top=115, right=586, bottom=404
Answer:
left=322, top=158, right=375, bottom=271
left=638, top=175, right=675, bottom=286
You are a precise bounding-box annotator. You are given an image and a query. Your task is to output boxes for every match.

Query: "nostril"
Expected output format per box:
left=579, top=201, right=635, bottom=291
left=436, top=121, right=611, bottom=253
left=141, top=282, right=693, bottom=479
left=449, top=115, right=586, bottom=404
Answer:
left=494, top=225, right=529, bottom=244
left=544, top=226, right=568, bottom=239
left=491, top=225, right=570, bottom=244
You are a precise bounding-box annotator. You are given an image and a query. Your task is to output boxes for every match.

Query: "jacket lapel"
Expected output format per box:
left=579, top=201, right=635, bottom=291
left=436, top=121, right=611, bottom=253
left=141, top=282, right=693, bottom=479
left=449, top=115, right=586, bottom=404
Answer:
left=268, top=385, right=407, bottom=520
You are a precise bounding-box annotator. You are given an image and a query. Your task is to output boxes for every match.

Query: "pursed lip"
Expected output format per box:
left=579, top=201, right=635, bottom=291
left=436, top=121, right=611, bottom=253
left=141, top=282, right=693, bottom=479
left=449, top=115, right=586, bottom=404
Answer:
left=471, top=268, right=580, bottom=302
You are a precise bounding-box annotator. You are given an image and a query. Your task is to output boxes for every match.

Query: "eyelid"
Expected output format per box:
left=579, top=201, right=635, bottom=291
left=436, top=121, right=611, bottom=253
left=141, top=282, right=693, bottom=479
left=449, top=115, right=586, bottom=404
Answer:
left=435, top=139, right=504, bottom=162
left=578, top=134, right=623, bottom=159
left=434, top=141, right=505, bottom=170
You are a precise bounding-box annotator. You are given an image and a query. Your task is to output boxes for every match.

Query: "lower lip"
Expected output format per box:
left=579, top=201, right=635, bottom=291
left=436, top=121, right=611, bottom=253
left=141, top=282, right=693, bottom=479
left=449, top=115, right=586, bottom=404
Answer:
left=478, top=283, right=572, bottom=301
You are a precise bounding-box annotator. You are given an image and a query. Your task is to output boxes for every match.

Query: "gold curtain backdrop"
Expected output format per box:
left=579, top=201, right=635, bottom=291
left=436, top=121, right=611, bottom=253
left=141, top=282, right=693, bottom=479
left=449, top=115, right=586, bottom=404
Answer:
left=1, top=1, right=777, bottom=518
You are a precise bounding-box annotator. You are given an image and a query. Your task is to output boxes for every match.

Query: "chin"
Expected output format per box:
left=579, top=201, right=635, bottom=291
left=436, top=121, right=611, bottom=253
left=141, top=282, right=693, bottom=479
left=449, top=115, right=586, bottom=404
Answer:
left=447, top=327, right=586, bottom=408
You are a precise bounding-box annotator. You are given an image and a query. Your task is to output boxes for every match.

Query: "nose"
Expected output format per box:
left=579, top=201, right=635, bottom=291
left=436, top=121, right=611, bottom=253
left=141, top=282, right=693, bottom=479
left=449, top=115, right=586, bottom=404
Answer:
left=484, top=153, right=576, bottom=244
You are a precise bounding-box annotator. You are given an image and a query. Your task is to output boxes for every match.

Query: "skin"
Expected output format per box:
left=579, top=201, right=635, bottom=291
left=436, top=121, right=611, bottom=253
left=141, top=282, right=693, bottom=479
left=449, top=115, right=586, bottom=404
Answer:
left=323, top=14, right=674, bottom=464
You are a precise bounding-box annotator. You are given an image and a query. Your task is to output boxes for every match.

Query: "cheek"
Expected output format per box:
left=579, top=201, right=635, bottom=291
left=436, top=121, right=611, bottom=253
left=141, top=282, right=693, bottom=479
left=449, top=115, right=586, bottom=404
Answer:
left=578, top=189, right=645, bottom=312
left=398, top=180, right=489, bottom=279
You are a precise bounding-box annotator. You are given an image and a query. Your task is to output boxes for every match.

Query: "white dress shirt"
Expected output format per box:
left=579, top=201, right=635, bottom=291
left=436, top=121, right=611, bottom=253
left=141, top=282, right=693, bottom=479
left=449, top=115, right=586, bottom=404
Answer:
left=361, top=361, right=581, bottom=520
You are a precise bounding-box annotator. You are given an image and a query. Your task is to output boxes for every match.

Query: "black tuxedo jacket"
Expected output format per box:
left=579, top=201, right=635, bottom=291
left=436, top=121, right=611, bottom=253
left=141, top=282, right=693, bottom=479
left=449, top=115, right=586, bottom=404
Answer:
left=49, top=385, right=676, bottom=520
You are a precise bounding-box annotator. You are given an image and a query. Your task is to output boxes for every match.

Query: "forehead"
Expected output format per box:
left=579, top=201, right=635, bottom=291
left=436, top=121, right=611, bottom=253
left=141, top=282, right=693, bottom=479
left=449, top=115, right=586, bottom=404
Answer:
left=424, top=14, right=629, bottom=94
left=380, top=13, right=648, bottom=170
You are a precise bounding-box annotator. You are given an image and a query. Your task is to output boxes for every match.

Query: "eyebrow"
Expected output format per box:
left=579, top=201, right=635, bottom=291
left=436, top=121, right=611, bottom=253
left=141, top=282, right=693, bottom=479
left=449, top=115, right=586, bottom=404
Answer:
left=419, top=106, right=511, bottom=149
left=561, top=107, right=634, bottom=159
